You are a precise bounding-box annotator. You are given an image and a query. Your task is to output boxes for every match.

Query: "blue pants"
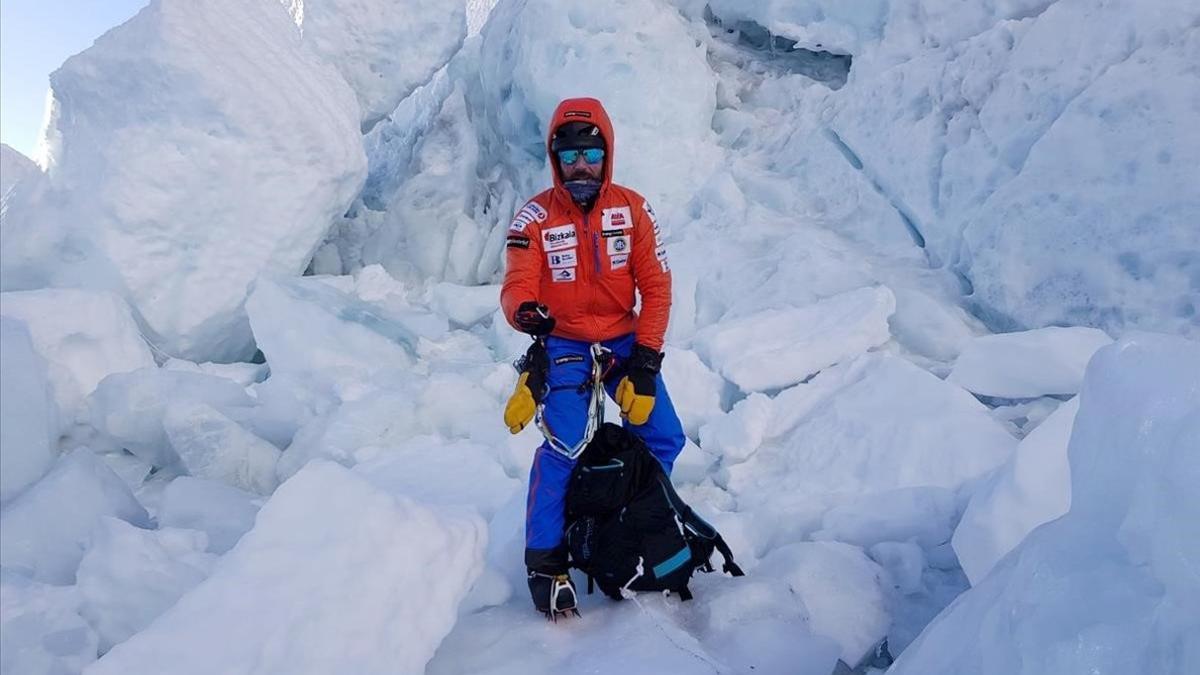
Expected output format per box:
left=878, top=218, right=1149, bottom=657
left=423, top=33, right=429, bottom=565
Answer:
left=525, top=333, right=686, bottom=553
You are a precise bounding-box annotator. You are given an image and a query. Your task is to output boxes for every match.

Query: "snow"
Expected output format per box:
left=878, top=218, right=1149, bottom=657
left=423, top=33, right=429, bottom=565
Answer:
left=706, top=0, right=888, bottom=55
left=478, top=0, right=721, bottom=212
left=352, top=436, right=520, bottom=521
left=88, top=368, right=256, bottom=469
left=707, top=352, right=1014, bottom=489
left=948, top=327, right=1113, bottom=398
left=156, top=477, right=262, bottom=554
left=429, top=282, right=500, bottom=328
left=0, top=0, right=367, bottom=362
left=76, top=518, right=215, bottom=653
left=246, top=275, right=418, bottom=404
left=692, top=285, right=896, bottom=392
left=659, top=347, right=727, bottom=439
left=0, top=289, right=154, bottom=427
left=757, top=541, right=890, bottom=667
left=0, top=318, right=59, bottom=503
left=1, top=143, right=41, bottom=200
left=89, top=461, right=486, bottom=675
left=285, top=0, right=466, bottom=128
left=277, top=365, right=509, bottom=481
left=890, top=334, right=1200, bottom=675
left=163, top=401, right=281, bottom=495
left=2, top=0, right=1195, bottom=670
left=0, top=571, right=97, bottom=675
left=829, top=0, right=1200, bottom=339
left=0, top=449, right=150, bottom=585
left=953, top=396, right=1078, bottom=585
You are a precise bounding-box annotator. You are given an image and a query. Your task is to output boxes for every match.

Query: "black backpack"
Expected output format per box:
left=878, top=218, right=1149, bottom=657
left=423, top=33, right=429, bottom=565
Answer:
left=564, top=423, right=744, bottom=601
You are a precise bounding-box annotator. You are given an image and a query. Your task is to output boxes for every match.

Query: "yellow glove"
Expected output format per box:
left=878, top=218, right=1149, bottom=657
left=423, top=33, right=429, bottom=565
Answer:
left=616, top=344, right=662, bottom=426
left=615, top=375, right=656, bottom=425
left=504, top=340, right=549, bottom=434
left=505, top=371, right=539, bottom=434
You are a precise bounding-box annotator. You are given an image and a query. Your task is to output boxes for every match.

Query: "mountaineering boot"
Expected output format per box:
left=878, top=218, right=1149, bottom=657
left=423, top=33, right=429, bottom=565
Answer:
left=526, top=547, right=578, bottom=619
left=527, top=570, right=579, bottom=620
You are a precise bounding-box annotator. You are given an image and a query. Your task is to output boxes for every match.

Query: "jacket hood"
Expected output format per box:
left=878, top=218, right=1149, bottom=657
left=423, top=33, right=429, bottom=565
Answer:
left=547, top=97, right=614, bottom=191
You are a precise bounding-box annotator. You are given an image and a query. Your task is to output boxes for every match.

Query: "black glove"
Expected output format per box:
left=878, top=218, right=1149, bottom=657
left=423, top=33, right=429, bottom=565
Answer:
left=616, top=344, right=662, bottom=425
left=513, top=301, right=556, bottom=337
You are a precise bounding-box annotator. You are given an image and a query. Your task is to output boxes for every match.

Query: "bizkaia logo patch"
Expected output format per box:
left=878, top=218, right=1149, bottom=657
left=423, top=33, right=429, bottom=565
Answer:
left=542, top=223, right=577, bottom=252
left=547, top=250, right=577, bottom=269
left=552, top=267, right=576, bottom=282
left=607, top=235, right=630, bottom=255
left=601, top=207, right=631, bottom=233
left=509, top=201, right=548, bottom=232
left=610, top=254, right=628, bottom=271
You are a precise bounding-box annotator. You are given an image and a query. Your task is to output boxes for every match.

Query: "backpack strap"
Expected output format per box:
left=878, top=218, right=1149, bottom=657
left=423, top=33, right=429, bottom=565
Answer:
left=713, top=535, right=745, bottom=577
left=587, top=574, right=595, bottom=595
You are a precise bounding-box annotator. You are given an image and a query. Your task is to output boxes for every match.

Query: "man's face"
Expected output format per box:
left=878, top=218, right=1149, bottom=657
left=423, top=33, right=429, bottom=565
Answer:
left=558, top=147, right=605, bottom=182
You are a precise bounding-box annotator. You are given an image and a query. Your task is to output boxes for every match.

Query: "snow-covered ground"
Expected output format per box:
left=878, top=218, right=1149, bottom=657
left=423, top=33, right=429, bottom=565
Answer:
left=1, top=0, right=1197, bottom=674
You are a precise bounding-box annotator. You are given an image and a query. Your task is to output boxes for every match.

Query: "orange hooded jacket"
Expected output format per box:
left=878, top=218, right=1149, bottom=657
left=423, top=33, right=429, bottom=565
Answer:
left=501, top=98, right=672, bottom=351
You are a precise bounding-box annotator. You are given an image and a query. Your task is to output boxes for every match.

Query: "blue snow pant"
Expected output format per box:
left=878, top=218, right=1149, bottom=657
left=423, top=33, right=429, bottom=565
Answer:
left=525, top=333, right=687, bottom=555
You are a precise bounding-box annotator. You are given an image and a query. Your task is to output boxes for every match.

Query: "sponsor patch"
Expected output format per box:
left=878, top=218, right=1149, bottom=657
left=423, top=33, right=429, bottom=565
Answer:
left=543, top=223, right=578, bottom=252
left=509, top=201, right=548, bottom=232
left=606, top=235, right=630, bottom=255
left=601, top=206, right=632, bottom=233
left=655, top=246, right=668, bottom=261
left=563, top=110, right=592, bottom=119
left=642, top=200, right=658, bottom=225
left=552, top=267, right=577, bottom=282
left=610, top=254, right=629, bottom=270
left=506, top=235, right=530, bottom=250
left=660, top=259, right=670, bottom=273
left=553, top=354, right=585, bottom=365
left=547, top=250, right=577, bottom=269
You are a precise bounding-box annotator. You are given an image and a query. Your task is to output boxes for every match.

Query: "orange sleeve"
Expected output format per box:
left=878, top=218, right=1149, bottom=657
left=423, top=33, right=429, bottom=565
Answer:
left=630, top=196, right=671, bottom=351
left=500, top=203, right=545, bottom=330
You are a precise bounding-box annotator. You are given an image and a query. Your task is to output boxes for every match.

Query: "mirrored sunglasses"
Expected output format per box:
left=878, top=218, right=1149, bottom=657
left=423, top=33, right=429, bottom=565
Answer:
left=557, top=148, right=605, bottom=165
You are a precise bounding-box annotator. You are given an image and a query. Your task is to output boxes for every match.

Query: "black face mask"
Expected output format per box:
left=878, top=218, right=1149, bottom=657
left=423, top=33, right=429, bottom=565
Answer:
left=564, top=179, right=601, bottom=207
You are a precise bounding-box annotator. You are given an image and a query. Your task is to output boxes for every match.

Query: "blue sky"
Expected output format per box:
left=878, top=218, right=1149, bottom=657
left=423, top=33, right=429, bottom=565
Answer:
left=1, top=0, right=147, bottom=157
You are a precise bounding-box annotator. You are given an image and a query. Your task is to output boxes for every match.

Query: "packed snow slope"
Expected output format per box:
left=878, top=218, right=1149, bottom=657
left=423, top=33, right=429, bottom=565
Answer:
left=1, top=0, right=1198, bottom=674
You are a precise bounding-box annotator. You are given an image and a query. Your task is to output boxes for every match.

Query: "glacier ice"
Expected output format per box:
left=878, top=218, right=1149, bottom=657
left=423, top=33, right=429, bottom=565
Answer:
left=0, top=317, right=59, bottom=503
left=157, top=477, right=262, bottom=554
left=88, top=367, right=256, bottom=469
left=948, top=326, right=1113, bottom=398
left=0, top=289, right=154, bottom=427
left=692, top=285, right=896, bottom=392
left=890, top=335, right=1200, bottom=675
left=0, top=0, right=367, bottom=362
left=163, top=401, right=281, bottom=495
left=76, top=517, right=215, bottom=653
left=88, top=461, right=486, bottom=675
left=285, top=0, right=466, bottom=127
left=0, top=571, right=98, bottom=675
left=953, top=397, right=1078, bottom=585
left=0, top=449, right=150, bottom=585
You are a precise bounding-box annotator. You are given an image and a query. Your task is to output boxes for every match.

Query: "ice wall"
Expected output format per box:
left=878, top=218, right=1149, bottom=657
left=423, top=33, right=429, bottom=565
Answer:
left=889, top=335, right=1200, bottom=675
left=0, top=0, right=367, bottom=362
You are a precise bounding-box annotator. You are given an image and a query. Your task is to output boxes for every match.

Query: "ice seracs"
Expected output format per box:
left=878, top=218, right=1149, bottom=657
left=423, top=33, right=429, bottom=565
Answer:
left=88, top=462, right=486, bottom=675
left=284, top=0, right=467, bottom=128
left=889, top=335, right=1200, bottom=674
left=0, top=0, right=367, bottom=362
